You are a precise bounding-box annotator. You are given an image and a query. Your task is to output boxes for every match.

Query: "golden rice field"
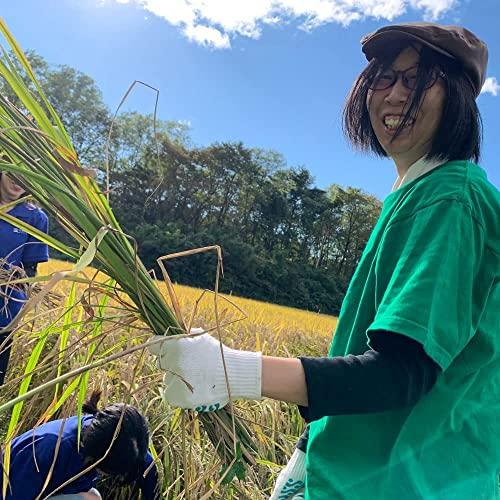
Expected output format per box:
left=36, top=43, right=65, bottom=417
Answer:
left=1, top=259, right=337, bottom=499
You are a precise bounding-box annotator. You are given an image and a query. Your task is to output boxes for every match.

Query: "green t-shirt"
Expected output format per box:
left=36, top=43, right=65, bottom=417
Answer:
left=305, top=160, right=500, bottom=500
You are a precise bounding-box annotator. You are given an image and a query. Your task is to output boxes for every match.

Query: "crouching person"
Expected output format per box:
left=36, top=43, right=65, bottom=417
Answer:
left=2, top=391, right=160, bottom=499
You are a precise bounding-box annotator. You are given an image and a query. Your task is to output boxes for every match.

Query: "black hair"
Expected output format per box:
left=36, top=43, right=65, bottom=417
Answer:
left=81, top=390, right=149, bottom=483
left=343, top=41, right=482, bottom=163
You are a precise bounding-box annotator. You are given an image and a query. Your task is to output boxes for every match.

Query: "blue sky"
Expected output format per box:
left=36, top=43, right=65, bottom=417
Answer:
left=2, top=0, right=499, bottom=199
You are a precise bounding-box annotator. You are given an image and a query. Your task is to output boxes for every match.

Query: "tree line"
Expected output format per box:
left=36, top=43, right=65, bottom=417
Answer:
left=1, top=52, right=382, bottom=314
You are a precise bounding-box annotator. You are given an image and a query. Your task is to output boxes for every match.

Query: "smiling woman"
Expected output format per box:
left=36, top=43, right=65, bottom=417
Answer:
left=366, top=45, right=447, bottom=173
left=147, top=21, right=500, bottom=500
left=0, top=173, right=26, bottom=201
left=343, top=27, right=484, bottom=179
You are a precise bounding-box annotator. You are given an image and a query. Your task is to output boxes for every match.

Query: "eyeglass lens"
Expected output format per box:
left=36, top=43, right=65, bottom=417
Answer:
left=371, top=67, right=436, bottom=91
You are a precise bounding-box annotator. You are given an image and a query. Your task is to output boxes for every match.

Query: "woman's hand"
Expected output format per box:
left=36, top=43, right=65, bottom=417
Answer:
left=148, top=329, right=262, bottom=411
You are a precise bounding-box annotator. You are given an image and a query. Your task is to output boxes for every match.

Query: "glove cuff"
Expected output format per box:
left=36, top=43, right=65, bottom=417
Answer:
left=286, top=448, right=307, bottom=480
left=215, top=347, right=262, bottom=400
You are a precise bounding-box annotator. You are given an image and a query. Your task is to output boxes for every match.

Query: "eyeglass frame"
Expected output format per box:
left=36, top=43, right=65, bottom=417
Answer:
left=369, top=65, right=446, bottom=91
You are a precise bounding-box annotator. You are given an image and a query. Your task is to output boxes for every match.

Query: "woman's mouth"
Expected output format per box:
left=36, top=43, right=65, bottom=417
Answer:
left=383, top=115, right=415, bottom=133
left=10, top=184, right=24, bottom=195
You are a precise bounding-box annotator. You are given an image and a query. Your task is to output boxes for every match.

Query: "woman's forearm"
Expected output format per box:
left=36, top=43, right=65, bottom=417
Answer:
left=260, top=332, right=440, bottom=422
left=261, top=356, right=308, bottom=406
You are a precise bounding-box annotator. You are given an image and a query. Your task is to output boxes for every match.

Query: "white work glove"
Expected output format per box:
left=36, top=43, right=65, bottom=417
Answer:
left=270, top=449, right=306, bottom=499
left=148, top=329, right=262, bottom=412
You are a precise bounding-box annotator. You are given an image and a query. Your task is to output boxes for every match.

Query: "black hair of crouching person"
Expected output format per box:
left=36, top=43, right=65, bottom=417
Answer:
left=81, top=390, right=150, bottom=487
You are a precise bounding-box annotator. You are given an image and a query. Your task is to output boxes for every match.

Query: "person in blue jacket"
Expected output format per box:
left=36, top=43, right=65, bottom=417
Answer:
left=4, top=390, right=161, bottom=499
left=0, top=171, right=49, bottom=385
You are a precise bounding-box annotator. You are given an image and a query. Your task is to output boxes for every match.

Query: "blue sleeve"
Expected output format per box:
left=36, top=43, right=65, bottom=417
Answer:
left=22, top=209, right=49, bottom=265
left=5, top=435, right=57, bottom=499
left=137, top=452, right=161, bottom=500
left=5, top=436, right=93, bottom=498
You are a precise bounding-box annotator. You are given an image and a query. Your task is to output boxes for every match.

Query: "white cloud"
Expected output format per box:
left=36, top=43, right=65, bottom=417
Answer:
left=137, top=0, right=197, bottom=26
left=115, top=0, right=459, bottom=49
left=409, top=0, right=457, bottom=21
left=184, top=23, right=231, bottom=48
left=481, top=77, right=500, bottom=97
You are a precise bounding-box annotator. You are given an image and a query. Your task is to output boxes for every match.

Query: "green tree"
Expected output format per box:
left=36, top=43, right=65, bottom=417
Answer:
left=0, top=50, right=383, bottom=313
left=0, top=51, right=111, bottom=166
left=326, top=185, right=381, bottom=290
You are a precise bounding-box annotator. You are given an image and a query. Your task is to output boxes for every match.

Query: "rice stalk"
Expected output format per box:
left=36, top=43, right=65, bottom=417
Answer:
left=0, top=16, right=257, bottom=491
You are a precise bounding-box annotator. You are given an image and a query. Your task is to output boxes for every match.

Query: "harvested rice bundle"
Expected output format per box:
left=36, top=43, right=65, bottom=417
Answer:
left=0, top=17, right=256, bottom=481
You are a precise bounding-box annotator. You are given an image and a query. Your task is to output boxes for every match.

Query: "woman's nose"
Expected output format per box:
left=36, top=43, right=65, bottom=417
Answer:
left=384, top=78, right=409, bottom=105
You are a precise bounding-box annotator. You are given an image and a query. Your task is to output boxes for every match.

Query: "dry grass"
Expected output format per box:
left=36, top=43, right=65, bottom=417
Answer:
left=1, top=259, right=336, bottom=499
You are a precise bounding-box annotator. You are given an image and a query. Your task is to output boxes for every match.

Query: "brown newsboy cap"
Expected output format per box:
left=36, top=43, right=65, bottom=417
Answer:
left=361, top=22, right=488, bottom=97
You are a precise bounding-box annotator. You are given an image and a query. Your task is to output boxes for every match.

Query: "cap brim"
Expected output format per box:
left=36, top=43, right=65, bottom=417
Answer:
left=362, top=29, right=455, bottom=61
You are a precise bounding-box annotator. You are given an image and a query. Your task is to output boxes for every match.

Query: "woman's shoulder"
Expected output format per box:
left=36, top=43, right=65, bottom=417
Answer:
left=16, top=202, right=48, bottom=225
left=462, top=162, right=500, bottom=252
left=385, top=160, right=497, bottom=229
left=417, top=160, right=499, bottom=250
left=403, top=160, right=496, bottom=207
left=12, top=201, right=46, bottom=215
left=26, top=202, right=48, bottom=215
left=433, top=160, right=496, bottom=194
left=461, top=161, right=499, bottom=201
left=32, top=205, right=48, bottom=223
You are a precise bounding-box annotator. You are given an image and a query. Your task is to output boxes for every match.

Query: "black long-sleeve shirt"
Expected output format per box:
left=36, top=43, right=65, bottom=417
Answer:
left=296, top=331, right=440, bottom=452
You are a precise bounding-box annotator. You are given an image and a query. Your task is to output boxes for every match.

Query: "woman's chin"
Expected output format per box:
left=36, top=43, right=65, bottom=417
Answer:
left=379, top=136, right=414, bottom=157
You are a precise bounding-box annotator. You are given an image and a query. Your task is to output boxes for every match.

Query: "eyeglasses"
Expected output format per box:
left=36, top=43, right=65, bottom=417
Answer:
left=369, top=66, right=445, bottom=91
